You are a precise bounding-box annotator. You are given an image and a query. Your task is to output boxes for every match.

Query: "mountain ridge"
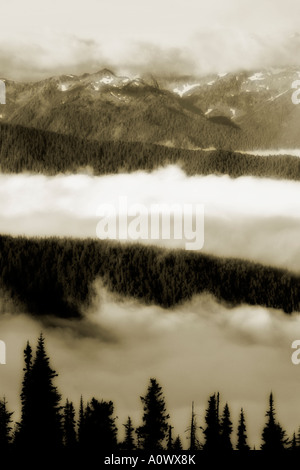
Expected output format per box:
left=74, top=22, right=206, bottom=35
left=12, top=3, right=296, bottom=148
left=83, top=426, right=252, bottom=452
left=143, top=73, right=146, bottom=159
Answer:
left=1, top=66, right=300, bottom=149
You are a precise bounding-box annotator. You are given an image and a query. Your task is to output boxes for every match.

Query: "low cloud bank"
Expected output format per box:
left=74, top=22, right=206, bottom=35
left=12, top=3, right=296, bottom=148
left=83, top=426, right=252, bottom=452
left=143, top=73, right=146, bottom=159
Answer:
left=1, top=167, right=300, bottom=271
left=0, top=286, right=300, bottom=448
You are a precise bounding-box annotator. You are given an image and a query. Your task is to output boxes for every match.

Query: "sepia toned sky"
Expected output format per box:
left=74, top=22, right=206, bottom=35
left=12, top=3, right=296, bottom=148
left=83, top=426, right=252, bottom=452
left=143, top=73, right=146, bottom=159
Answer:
left=1, top=0, right=300, bottom=79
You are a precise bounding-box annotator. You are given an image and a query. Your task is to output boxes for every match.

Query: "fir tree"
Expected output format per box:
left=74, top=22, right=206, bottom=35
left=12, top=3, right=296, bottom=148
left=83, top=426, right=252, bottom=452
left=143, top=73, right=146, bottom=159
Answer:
left=78, top=395, right=85, bottom=448
left=187, top=402, right=200, bottom=450
left=220, top=403, right=233, bottom=451
left=83, top=398, right=118, bottom=451
left=291, top=432, right=297, bottom=451
left=137, top=378, right=170, bottom=451
left=167, top=425, right=173, bottom=451
left=203, top=393, right=220, bottom=451
left=17, top=334, right=63, bottom=449
left=261, top=392, right=289, bottom=451
left=296, top=426, right=300, bottom=451
left=63, top=399, right=77, bottom=449
left=15, top=341, right=32, bottom=446
left=123, top=417, right=135, bottom=451
left=236, top=408, right=250, bottom=451
left=173, top=435, right=183, bottom=451
left=0, top=398, right=13, bottom=450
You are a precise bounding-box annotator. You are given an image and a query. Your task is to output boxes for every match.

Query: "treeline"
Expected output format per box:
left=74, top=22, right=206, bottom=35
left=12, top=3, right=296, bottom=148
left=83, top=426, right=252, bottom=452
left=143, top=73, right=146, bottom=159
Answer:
left=0, top=334, right=298, bottom=453
left=0, top=122, right=299, bottom=180
left=0, top=235, right=299, bottom=317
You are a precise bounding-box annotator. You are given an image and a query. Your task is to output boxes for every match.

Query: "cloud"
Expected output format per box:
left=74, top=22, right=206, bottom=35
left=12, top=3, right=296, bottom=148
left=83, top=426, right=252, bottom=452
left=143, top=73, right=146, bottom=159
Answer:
left=3, top=33, right=300, bottom=81
left=0, top=36, right=110, bottom=81
left=2, top=1, right=300, bottom=80
left=1, top=167, right=300, bottom=271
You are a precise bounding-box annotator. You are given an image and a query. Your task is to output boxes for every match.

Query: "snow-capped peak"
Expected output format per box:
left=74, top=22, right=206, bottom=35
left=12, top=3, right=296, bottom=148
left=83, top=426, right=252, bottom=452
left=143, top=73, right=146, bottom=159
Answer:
left=173, top=83, right=200, bottom=97
left=248, top=72, right=265, bottom=81
left=58, top=83, right=69, bottom=92
left=99, top=76, right=114, bottom=85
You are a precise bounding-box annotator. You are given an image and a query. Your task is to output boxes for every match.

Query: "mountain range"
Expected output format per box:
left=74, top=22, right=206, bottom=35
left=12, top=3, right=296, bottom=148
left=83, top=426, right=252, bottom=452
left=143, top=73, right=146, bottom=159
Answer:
left=1, top=67, right=300, bottom=150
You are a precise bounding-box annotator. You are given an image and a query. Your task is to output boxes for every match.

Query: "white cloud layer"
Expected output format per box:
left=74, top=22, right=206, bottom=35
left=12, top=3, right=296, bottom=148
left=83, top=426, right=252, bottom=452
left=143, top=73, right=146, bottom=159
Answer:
left=1, top=166, right=300, bottom=271
left=1, top=0, right=300, bottom=79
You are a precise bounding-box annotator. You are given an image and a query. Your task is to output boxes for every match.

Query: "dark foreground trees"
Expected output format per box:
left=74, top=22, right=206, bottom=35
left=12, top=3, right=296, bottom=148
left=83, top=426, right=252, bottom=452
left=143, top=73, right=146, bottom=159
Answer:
left=0, top=335, right=299, bottom=453
left=203, top=393, right=220, bottom=451
left=236, top=408, right=250, bottom=451
left=15, top=333, right=62, bottom=450
left=80, top=398, right=118, bottom=451
left=0, top=398, right=13, bottom=449
left=137, top=378, right=170, bottom=451
left=261, top=393, right=289, bottom=451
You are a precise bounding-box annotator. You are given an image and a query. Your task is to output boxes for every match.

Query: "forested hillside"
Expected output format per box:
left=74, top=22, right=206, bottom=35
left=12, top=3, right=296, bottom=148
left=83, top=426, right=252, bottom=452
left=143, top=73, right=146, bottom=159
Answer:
left=0, top=122, right=299, bottom=180
left=0, top=235, right=298, bottom=318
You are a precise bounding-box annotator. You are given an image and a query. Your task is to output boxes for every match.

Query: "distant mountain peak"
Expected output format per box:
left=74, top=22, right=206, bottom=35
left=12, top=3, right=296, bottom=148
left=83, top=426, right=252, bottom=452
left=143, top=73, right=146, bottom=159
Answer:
left=94, top=68, right=116, bottom=77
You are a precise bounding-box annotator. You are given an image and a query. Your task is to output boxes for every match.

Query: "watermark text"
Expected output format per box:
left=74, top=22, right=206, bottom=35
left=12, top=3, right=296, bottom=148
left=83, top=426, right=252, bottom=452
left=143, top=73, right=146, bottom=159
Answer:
left=0, top=80, right=5, bottom=104
left=96, top=197, right=204, bottom=250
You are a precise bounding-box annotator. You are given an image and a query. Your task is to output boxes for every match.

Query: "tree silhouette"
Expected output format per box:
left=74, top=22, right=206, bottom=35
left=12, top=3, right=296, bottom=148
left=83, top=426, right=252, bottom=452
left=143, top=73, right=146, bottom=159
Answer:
left=167, top=425, right=173, bottom=451
left=16, top=334, right=62, bottom=449
left=0, top=398, right=13, bottom=450
left=291, top=432, right=297, bottom=451
left=63, top=399, right=77, bottom=449
left=261, top=392, right=289, bottom=451
left=236, top=408, right=250, bottom=451
left=187, top=401, right=200, bottom=450
left=295, top=426, right=300, bottom=451
left=173, top=435, right=183, bottom=451
left=83, top=398, right=118, bottom=451
left=137, top=378, right=170, bottom=451
left=220, top=403, right=233, bottom=451
left=4, top=332, right=300, bottom=454
left=203, top=393, right=220, bottom=451
left=14, top=341, right=32, bottom=446
left=122, top=416, right=135, bottom=451
left=78, top=395, right=85, bottom=448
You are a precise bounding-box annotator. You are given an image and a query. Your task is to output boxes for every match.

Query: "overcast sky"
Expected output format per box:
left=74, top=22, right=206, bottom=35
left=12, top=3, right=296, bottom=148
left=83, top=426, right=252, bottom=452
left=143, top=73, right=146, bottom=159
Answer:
left=1, top=0, right=300, bottom=79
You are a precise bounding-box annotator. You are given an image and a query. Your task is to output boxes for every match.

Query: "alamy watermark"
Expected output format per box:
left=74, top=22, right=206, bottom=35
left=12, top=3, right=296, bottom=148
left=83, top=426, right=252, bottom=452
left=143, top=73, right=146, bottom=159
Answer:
left=0, top=80, right=6, bottom=104
left=291, top=340, right=300, bottom=365
left=0, top=341, right=6, bottom=365
left=96, top=197, right=204, bottom=250
left=291, top=80, right=300, bottom=105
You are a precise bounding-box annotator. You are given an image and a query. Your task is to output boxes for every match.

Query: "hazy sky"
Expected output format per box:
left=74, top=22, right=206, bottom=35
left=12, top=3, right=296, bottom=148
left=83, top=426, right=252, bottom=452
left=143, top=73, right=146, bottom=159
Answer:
left=1, top=0, right=300, bottom=79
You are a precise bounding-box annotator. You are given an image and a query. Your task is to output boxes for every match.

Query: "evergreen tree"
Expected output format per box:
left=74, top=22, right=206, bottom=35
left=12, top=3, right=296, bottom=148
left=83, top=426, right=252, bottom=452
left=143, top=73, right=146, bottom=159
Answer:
left=261, top=392, right=288, bottom=451
left=137, top=378, right=170, bottom=451
left=0, top=398, right=13, bottom=450
left=203, top=393, right=220, bottom=451
left=236, top=408, right=250, bottom=451
left=291, top=432, right=297, bottom=451
left=16, top=334, right=63, bottom=449
left=173, top=435, right=183, bottom=451
left=63, top=399, right=77, bottom=449
left=187, top=402, right=200, bottom=450
left=83, top=398, right=118, bottom=451
left=123, top=417, right=135, bottom=451
left=296, top=426, right=300, bottom=451
left=14, top=341, right=32, bottom=446
left=220, top=403, right=233, bottom=451
left=78, top=395, right=85, bottom=448
left=167, top=425, right=173, bottom=451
